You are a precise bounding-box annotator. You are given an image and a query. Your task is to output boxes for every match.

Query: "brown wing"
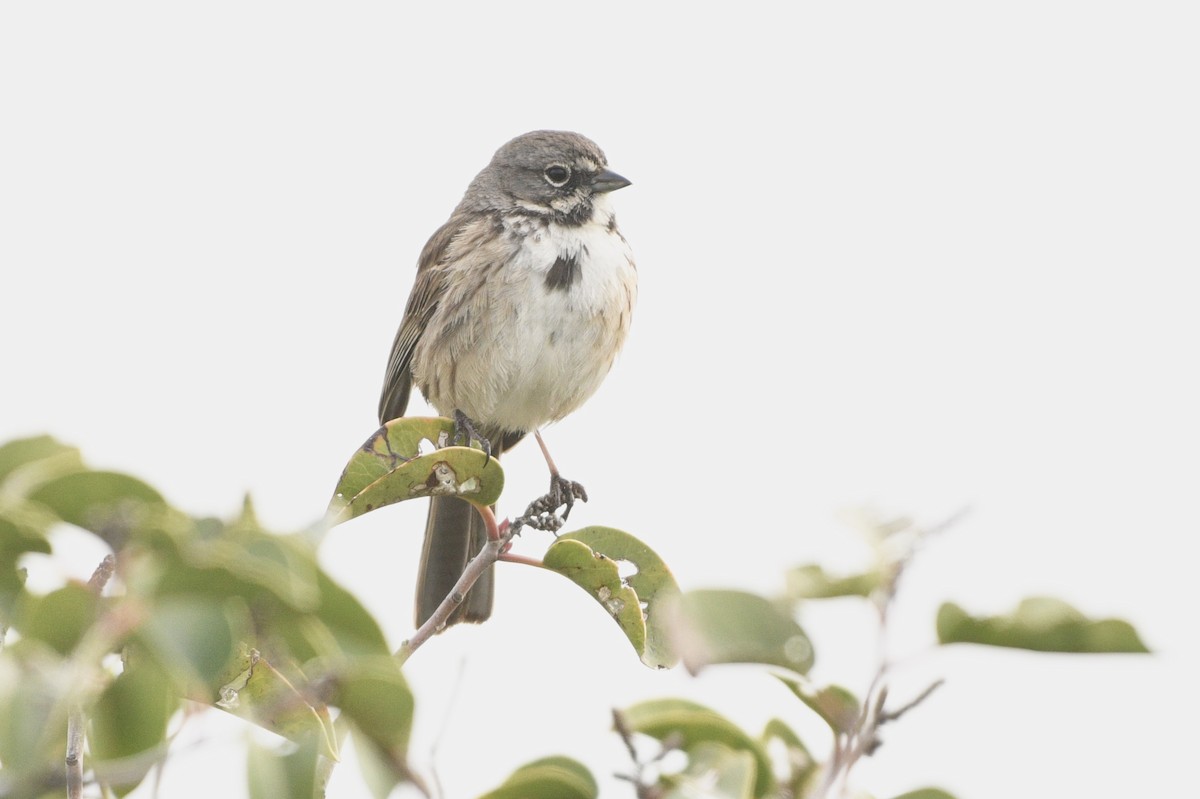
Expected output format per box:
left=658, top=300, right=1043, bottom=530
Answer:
left=378, top=216, right=464, bottom=425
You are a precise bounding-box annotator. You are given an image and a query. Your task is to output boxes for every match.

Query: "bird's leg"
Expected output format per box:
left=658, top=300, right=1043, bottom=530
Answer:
left=452, top=409, right=492, bottom=462
left=534, top=430, right=588, bottom=522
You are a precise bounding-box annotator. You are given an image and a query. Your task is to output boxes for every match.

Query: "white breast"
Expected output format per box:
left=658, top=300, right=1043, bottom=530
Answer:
left=417, top=197, right=637, bottom=434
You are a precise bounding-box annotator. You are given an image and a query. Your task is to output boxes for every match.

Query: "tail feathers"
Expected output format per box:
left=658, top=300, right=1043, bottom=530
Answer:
left=415, top=495, right=494, bottom=627
left=413, top=427, right=523, bottom=629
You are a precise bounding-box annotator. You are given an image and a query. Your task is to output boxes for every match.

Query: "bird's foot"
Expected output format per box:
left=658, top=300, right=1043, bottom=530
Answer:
left=509, top=475, right=588, bottom=537
left=548, top=474, right=588, bottom=522
left=452, top=410, right=492, bottom=462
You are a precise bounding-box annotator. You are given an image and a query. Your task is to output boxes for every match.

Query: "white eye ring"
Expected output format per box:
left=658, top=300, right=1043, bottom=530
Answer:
left=543, top=164, right=571, bottom=187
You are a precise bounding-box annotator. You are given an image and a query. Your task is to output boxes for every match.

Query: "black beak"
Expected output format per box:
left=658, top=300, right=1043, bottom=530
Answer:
left=592, top=168, right=632, bottom=193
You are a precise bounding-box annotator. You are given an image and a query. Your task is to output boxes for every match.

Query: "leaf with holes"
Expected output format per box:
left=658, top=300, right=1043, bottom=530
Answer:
left=543, top=539, right=643, bottom=653
left=545, top=527, right=679, bottom=669
left=328, top=418, right=503, bottom=525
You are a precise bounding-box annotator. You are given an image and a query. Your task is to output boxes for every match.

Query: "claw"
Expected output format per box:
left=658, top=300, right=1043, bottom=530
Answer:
left=452, top=410, right=492, bottom=465
left=550, top=475, right=588, bottom=522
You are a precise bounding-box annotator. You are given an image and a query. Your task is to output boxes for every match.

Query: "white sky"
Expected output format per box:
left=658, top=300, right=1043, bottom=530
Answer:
left=2, top=2, right=1196, bottom=798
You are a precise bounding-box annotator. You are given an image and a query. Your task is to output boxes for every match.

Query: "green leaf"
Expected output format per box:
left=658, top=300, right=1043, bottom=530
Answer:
left=667, top=589, right=813, bottom=675
left=621, top=699, right=774, bottom=799
left=141, top=521, right=322, bottom=619
left=212, top=647, right=340, bottom=759
left=267, top=564, right=393, bottom=666
left=28, top=470, right=166, bottom=540
left=0, top=436, right=84, bottom=565
left=247, top=734, right=322, bottom=799
left=937, top=597, right=1150, bottom=653
left=785, top=564, right=881, bottom=599
left=330, top=655, right=413, bottom=778
left=0, top=648, right=68, bottom=789
left=0, top=435, right=82, bottom=488
left=137, top=596, right=241, bottom=689
left=0, top=512, right=54, bottom=561
left=327, top=418, right=503, bottom=525
left=774, top=674, right=860, bottom=734
left=544, top=527, right=680, bottom=669
left=759, top=717, right=808, bottom=755
left=1, top=515, right=47, bottom=631
left=331, top=418, right=455, bottom=499
left=760, top=719, right=817, bottom=797
left=543, top=540, right=643, bottom=655
left=351, top=726, right=403, bottom=799
left=135, top=519, right=386, bottom=754
left=90, top=660, right=178, bottom=795
left=892, top=789, right=959, bottom=799
left=662, top=742, right=756, bottom=799
left=477, top=755, right=597, bottom=799
left=307, top=567, right=391, bottom=658
left=15, top=582, right=99, bottom=656
left=0, top=511, right=55, bottom=558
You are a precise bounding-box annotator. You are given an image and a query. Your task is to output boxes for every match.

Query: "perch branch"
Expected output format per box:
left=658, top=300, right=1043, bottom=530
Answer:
left=398, top=505, right=507, bottom=662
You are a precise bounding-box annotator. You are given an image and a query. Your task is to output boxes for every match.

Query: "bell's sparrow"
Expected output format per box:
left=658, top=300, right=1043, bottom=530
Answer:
left=379, top=130, right=636, bottom=627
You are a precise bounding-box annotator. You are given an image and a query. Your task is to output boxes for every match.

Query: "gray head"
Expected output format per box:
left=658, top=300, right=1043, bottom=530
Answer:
left=461, top=130, right=631, bottom=225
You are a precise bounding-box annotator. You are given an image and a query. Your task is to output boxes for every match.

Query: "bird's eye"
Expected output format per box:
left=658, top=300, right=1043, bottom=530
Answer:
left=543, top=164, right=571, bottom=187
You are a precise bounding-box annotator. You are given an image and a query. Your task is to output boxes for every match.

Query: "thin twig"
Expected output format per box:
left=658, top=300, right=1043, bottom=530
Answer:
left=425, top=659, right=469, bottom=799
left=88, top=554, right=116, bottom=594
left=66, top=709, right=84, bottom=799
left=612, top=709, right=639, bottom=763
left=879, top=679, right=945, bottom=725
left=496, top=552, right=545, bottom=568
left=66, top=555, right=117, bottom=799
left=611, top=709, right=667, bottom=799
left=811, top=510, right=969, bottom=798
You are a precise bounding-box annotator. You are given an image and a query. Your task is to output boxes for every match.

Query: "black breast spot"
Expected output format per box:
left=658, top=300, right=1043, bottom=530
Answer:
left=545, top=252, right=581, bottom=291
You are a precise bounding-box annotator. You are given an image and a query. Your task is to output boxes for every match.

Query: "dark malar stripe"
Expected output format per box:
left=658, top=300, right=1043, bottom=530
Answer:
left=545, top=252, right=581, bottom=291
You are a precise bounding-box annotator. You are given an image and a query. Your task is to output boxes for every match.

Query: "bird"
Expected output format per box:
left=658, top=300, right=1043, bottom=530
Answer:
left=378, top=130, right=637, bottom=628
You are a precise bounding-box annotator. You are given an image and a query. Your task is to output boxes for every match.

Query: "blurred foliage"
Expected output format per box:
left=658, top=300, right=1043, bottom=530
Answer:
left=938, top=597, right=1150, bottom=653
left=621, top=699, right=777, bottom=798
left=775, top=674, right=861, bottom=736
left=475, top=756, right=597, bottom=799
left=785, top=563, right=882, bottom=600
left=0, top=436, right=411, bottom=798
left=0, top=430, right=1152, bottom=799
left=666, top=589, right=813, bottom=675
left=589, top=513, right=1150, bottom=799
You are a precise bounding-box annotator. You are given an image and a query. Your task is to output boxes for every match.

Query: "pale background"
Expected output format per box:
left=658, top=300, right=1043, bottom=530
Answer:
left=2, top=2, right=1196, bottom=797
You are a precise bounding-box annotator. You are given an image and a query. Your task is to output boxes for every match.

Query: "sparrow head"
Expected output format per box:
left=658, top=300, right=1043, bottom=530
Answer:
left=464, top=130, right=631, bottom=225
